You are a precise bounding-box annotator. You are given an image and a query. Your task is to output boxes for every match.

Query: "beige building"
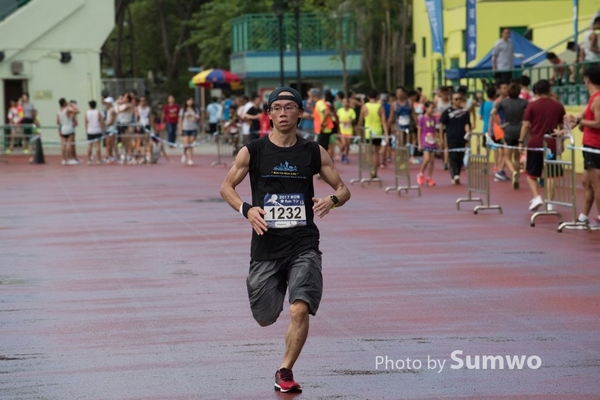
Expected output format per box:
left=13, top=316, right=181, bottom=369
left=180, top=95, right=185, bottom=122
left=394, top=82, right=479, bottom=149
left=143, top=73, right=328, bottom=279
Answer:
left=1, top=0, right=114, bottom=140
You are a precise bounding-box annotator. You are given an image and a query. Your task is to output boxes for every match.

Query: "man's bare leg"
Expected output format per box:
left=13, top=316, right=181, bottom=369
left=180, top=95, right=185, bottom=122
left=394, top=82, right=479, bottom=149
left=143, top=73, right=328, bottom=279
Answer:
left=281, top=300, right=309, bottom=370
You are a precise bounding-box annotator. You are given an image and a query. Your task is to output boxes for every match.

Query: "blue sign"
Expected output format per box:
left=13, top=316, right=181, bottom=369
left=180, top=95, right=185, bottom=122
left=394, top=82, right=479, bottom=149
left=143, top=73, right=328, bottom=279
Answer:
left=466, top=0, right=477, bottom=63
left=573, top=0, right=578, bottom=54
left=425, top=0, right=444, bottom=56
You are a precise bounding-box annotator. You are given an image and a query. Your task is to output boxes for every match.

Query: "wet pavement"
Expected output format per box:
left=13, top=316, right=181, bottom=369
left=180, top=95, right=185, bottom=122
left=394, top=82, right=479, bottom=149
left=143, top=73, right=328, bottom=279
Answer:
left=1, top=153, right=599, bottom=399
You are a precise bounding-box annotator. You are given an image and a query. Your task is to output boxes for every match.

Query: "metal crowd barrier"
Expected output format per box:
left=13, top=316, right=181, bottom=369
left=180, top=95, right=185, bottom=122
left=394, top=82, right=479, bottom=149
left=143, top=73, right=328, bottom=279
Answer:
left=456, top=132, right=502, bottom=214
left=212, top=133, right=240, bottom=167
left=530, top=134, right=588, bottom=232
left=385, top=132, right=420, bottom=196
left=349, top=132, right=382, bottom=188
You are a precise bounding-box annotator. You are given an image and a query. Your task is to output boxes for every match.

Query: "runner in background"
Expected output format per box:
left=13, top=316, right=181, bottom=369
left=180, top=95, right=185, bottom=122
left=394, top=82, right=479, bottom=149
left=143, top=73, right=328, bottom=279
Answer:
left=491, top=81, right=509, bottom=181
left=56, top=98, right=78, bottom=165
left=313, top=89, right=335, bottom=158
left=417, top=101, right=437, bottom=186
left=439, top=91, right=471, bottom=185
left=389, top=86, right=417, bottom=163
left=358, top=89, right=389, bottom=179
left=518, top=79, right=566, bottom=211
left=336, top=97, right=356, bottom=164
left=433, top=86, right=451, bottom=170
left=564, top=66, right=600, bottom=229
left=380, top=92, right=393, bottom=166
left=300, top=88, right=316, bottom=134
left=492, top=83, right=528, bottom=189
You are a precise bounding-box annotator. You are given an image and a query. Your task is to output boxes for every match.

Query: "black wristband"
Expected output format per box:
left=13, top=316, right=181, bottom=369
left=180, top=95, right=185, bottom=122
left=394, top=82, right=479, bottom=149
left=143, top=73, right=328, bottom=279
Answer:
left=242, top=202, right=252, bottom=219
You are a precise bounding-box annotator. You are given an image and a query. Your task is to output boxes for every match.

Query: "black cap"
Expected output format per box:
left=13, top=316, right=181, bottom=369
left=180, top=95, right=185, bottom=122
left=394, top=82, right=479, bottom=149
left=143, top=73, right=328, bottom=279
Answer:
left=267, top=87, right=303, bottom=109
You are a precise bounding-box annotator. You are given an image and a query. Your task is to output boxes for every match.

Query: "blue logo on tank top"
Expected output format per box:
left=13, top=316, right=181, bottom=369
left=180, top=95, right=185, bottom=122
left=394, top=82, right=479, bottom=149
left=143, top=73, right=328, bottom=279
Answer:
left=273, top=161, right=297, bottom=172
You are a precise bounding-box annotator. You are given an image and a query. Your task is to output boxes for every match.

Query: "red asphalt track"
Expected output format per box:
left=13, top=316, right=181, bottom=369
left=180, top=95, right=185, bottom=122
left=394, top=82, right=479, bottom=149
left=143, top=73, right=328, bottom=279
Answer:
left=1, top=152, right=599, bottom=399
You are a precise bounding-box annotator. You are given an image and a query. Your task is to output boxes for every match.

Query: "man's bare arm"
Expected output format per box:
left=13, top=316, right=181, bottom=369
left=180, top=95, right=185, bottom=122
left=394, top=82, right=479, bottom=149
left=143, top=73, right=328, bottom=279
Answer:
left=313, top=146, right=351, bottom=218
left=220, top=147, right=268, bottom=235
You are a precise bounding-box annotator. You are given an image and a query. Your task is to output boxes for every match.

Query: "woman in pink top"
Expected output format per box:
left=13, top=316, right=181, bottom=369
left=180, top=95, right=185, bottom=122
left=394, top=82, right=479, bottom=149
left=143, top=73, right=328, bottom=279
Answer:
left=417, top=101, right=437, bottom=186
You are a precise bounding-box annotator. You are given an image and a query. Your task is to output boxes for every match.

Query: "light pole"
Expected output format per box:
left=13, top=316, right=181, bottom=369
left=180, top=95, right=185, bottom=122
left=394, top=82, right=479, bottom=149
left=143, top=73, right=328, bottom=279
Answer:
left=272, top=0, right=287, bottom=87
left=290, top=0, right=302, bottom=92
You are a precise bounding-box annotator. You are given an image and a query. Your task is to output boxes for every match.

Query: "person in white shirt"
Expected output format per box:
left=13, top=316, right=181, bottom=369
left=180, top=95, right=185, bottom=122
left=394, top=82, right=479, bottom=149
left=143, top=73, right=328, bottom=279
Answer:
left=136, top=96, right=152, bottom=160
left=85, top=100, right=106, bottom=164
left=56, top=98, right=79, bottom=165
left=102, top=97, right=117, bottom=162
left=238, top=95, right=254, bottom=145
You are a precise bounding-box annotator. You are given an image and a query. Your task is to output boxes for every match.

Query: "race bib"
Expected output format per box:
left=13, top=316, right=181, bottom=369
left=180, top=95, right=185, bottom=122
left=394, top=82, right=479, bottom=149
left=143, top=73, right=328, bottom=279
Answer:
left=398, top=115, right=410, bottom=127
left=425, top=133, right=436, bottom=145
left=263, top=193, right=307, bottom=229
left=342, top=122, right=352, bottom=129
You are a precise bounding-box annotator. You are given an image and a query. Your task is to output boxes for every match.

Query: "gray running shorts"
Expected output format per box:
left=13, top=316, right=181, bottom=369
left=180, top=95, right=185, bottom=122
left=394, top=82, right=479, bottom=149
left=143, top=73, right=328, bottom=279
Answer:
left=246, top=249, right=322, bottom=326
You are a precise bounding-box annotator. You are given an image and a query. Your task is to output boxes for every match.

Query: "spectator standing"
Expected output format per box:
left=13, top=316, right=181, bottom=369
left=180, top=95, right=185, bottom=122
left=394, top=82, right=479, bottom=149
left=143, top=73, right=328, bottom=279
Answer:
left=56, top=98, right=78, bottom=165
left=20, top=93, right=36, bottom=154
left=178, top=97, right=200, bottom=166
left=85, top=100, right=105, bottom=164
left=492, top=29, right=514, bottom=82
left=6, top=98, right=22, bottom=153
left=163, top=95, right=180, bottom=147
left=243, top=94, right=262, bottom=143
left=207, top=97, right=222, bottom=135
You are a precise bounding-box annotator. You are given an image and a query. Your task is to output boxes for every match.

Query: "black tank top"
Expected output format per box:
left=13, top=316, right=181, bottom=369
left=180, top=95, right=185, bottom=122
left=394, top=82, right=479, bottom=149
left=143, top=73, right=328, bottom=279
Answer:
left=246, top=135, right=322, bottom=260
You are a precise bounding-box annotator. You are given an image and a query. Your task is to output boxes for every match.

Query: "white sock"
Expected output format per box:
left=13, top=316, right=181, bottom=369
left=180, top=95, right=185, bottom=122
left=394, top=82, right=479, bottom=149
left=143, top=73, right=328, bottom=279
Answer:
left=578, top=213, right=588, bottom=222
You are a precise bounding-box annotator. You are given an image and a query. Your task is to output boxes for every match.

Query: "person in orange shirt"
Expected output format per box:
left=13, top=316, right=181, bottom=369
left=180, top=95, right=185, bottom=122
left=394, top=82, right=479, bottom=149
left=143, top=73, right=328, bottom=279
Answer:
left=312, top=89, right=335, bottom=158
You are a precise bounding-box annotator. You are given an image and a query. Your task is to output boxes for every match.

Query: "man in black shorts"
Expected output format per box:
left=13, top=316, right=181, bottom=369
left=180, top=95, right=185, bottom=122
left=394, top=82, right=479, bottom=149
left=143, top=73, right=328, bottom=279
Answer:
left=220, top=87, right=351, bottom=393
left=518, top=80, right=566, bottom=211
left=439, top=92, right=471, bottom=185
left=565, top=66, right=600, bottom=229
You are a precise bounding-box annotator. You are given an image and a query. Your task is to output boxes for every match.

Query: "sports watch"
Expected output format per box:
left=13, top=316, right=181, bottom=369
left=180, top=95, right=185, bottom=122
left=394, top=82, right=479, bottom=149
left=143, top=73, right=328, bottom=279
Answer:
left=329, top=195, right=339, bottom=208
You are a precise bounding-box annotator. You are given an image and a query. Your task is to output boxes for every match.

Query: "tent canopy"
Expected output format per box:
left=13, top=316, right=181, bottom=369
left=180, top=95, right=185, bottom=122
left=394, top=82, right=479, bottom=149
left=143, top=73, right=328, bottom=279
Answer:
left=445, top=30, right=546, bottom=80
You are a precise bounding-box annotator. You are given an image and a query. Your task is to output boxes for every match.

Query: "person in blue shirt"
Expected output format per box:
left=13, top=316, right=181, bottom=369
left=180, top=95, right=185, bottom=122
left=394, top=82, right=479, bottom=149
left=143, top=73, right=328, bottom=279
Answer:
left=206, top=97, right=222, bottom=135
left=479, top=87, right=496, bottom=135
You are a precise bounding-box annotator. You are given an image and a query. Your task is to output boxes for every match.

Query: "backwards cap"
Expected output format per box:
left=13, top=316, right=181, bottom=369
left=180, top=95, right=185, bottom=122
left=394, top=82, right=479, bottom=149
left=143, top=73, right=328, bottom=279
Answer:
left=267, top=87, right=303, bottom=109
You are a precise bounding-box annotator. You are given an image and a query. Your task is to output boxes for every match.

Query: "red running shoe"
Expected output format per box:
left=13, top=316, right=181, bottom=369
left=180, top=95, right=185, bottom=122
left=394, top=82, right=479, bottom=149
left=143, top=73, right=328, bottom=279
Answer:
left=274, top=368, right=302, bottom=393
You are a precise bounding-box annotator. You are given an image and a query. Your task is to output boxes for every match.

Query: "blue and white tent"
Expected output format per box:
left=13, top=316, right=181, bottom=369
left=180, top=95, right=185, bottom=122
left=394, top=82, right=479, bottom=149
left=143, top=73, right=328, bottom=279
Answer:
left=445, top=30, right=546, bottom=80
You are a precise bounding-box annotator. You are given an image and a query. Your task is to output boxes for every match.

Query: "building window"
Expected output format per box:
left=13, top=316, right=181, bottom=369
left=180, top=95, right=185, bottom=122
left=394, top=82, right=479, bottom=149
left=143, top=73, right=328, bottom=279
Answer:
left=422, top=37, right=426, bottom=58
left=462, top=30, right=467, bottom=53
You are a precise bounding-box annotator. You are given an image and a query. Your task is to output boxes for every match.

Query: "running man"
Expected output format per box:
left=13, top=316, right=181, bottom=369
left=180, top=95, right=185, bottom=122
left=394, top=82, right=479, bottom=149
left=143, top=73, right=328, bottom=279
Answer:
left=336, top=97, right=356, bottom=164
left=491, top=83, right=528, bottom=189
left=565, top=66, right=600, bottom=229
left=220, top=87, right=350, bottom=393
left=439, top=92, right=471, bottom=185
left=518, top=80, right=566, bottom=211
left=358, top=89, right=389, bottom=179
left=389, top=86, right=418, bottom=156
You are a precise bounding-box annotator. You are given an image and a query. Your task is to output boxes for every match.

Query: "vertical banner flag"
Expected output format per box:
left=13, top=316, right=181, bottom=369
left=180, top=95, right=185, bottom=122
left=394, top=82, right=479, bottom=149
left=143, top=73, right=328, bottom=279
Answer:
left=466, top=0, right=477, bottom=63
left=425, top=0, right=444, bottom=56
left=573, top=0, right=578, bottom=53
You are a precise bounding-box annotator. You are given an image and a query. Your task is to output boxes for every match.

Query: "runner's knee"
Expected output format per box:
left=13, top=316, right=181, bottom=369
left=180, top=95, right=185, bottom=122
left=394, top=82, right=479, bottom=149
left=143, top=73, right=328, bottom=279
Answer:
left=289, top=300, right=309, bottom=321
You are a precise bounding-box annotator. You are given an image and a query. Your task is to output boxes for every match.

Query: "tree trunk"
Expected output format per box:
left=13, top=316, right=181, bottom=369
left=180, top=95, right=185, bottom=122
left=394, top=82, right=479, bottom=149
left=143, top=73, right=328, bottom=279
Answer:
left=126, top=3, right=136, bottom=77
left=399, top=0, right=410, bottom=87
left=112, top=0, right=130, bottom=78
left=385, top=6, right=391, bottom=92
